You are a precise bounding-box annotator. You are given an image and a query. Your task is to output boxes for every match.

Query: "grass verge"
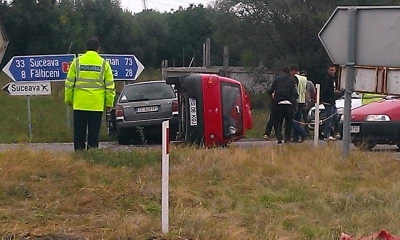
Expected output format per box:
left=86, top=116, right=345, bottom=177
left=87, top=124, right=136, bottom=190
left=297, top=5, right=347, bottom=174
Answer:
left=0, top=145, right=399, bottom=239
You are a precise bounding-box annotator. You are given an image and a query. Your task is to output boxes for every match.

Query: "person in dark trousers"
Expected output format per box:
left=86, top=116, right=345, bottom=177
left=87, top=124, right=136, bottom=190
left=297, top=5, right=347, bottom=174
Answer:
left=263, top=99, right=275, bottom=140
left=263, top=75, right=278, bottom=140
left=65, top=38, right=116, bottom=151
left=320, top=64, right=341, bottom=141
left=302, top=71, right=316, bottom=135
left=267, top=67, right=299, bottom=144
left=290, top=65, right=308, bottom=142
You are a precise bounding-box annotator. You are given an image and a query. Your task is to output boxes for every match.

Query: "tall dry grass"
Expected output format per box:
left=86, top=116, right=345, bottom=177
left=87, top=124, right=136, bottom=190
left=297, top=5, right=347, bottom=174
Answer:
left=0, top=145, right=399, bottom=239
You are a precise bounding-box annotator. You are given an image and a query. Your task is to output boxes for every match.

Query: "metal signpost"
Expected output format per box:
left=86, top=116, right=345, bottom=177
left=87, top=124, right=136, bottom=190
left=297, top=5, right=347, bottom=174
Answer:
left=2, top=54, right=73, bottom=139
left=2, top=82, right=51, bottom=139
left=319, top=6, right=400, bottom=157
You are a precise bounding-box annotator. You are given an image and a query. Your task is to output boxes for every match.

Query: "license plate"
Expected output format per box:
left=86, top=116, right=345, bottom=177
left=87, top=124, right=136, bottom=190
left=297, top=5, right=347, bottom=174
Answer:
left=350, top=126, right=360, bottom=133
left=189, top=98, right=197, bottom=126
left=136, top=106, right=159, bottom=113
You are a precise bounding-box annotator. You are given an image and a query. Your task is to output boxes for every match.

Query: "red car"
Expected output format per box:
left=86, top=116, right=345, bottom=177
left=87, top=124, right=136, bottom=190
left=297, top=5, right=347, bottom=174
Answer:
left=344, top=96, right=400, bottom=149
left=166, top=74, right=252, bottom=147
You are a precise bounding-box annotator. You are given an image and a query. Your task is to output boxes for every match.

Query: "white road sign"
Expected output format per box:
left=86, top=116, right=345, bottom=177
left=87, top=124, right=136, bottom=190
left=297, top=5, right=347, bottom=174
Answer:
left=319, top=6, right=400, bottom=66
left=0, top=19, right=9, bottom=64
left=2, top=81, right=51, bottom=96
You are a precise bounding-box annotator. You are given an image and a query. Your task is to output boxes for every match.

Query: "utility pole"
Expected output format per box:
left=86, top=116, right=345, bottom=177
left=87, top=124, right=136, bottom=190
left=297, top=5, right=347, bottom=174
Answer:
left=205, top=38, right=211, bottom=68
left=142, top=0, right=147, bottom=10
left=223, top=46, right=229, bottom=73
left=202, top=43, right=206, bottom=67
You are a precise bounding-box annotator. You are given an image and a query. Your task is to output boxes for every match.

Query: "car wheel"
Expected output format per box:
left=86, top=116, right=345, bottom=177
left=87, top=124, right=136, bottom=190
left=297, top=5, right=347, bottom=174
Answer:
left=118, top=133, right=131, bottom=145
left=131, top=132, right=144, bottom=145
left=169, top=128, right=178, bottom=141
left=108, top=126, right=117, bottom=139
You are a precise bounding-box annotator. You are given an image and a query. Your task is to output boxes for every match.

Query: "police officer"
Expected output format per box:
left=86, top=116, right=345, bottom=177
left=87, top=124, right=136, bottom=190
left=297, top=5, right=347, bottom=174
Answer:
left=65, top=38, right=116, bottom=151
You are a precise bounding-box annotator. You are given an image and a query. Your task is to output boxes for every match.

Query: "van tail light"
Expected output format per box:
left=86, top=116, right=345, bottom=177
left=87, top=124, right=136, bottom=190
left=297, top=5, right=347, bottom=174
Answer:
left=115, top=105, right=124, bottom=120
left=207, top=75, right=218, bottom=88
left=172, top=100, right=178, bottom=116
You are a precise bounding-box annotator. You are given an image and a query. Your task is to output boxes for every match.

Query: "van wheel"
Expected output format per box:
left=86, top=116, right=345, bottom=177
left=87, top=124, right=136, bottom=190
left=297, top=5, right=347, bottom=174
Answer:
left=118, top=133, right=130, bottom=145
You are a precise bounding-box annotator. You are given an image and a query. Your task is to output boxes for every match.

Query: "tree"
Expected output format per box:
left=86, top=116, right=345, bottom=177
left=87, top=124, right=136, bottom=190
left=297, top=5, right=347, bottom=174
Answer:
left=214, top=0, right=400, bottom=80
left=166, top=4, right=216, bottom=67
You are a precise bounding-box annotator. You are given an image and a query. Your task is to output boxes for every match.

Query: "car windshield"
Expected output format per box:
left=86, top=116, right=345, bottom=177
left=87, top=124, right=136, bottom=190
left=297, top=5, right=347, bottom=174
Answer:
left=119, top=82, right=175, bottom=102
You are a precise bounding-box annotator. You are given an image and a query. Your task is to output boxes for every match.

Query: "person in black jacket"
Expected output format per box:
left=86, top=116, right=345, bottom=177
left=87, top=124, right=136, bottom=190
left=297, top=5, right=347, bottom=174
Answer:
left=320, top=64, right=342, bottom=140
left=267, top=66, right=299, bottom=143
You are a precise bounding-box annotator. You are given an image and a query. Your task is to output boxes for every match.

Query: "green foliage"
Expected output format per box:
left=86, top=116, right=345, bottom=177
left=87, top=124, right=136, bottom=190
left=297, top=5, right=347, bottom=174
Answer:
left=214, top=0, right=400, bottom=79
left=1, top=0, right=400, bottom=83
left=247, top=88, right=269, bottom=110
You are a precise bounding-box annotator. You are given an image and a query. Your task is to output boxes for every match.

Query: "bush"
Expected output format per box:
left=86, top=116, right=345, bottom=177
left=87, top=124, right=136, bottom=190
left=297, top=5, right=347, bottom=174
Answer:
left=246, top=87, right=270, bottom=110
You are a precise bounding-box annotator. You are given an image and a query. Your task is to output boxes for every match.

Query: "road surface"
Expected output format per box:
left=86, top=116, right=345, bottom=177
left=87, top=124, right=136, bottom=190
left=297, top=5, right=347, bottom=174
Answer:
left=0, top=138, right=398, bottom=153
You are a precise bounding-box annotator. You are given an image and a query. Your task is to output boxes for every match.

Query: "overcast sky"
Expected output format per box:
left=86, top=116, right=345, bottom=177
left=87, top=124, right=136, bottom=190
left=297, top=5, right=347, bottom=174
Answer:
left=120, top=0, right=214, bottom=13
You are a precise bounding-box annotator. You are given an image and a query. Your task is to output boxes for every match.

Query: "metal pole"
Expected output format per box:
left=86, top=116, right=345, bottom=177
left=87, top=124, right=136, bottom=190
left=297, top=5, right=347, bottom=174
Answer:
left=202, top=43, right=206, bottom=67
left=223, top=46, right=229, bottom=74
left=182, top=48, right=185, bottom=67
left=313, top=84, right=321, bottom=147
left=66, top=105, right=71, bottom=129
left=27, top=96, right=32, bottom=140
left=161, top=120, right=170, bottom=234
left=206, top=38, right=211, bottom=68
left=66, top=31, right=78, bottom=130
left=342, top=8, right=357, bottom=158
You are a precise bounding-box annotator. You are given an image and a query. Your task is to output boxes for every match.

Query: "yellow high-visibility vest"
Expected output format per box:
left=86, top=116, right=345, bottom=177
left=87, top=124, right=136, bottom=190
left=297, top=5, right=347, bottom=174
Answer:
left=65, top=51, right=115, bottom=111
left=361, top=93, right=385, bottom=105
left=295, top=74, right=308, bottom=104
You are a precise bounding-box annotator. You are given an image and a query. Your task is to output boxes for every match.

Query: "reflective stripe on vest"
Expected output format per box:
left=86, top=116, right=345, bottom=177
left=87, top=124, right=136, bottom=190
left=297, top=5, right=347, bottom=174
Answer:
left=74, top=58, right=106, bottom=90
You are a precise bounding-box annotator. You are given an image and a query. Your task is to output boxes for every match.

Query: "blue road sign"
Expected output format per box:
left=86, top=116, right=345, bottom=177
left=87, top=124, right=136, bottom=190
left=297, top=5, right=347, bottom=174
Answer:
left=100, top=54, right=145, bottom=81
left=2, top=54, right=75, bottom=82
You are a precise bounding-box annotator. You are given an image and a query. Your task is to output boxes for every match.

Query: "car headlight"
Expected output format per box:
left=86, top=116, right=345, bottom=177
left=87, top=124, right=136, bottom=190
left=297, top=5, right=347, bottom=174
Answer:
left=364, top=115, right=390, bottom=122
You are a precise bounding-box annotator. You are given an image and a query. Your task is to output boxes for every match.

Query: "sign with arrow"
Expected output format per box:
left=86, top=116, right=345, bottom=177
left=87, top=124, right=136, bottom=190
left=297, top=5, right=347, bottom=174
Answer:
left=0, top=19, right=9, bottom=65
left=319, top=6, right=400, bottom=67
left=2, top=81, right=51, bottom=96
left=100, top=54, right=145, bottom=81
left=2, top=54, right=75, bottom=82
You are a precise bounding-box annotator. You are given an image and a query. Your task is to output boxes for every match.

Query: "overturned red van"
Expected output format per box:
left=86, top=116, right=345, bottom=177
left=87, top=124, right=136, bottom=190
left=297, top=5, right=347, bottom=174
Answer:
left=166, top=74, right=252, bottom=147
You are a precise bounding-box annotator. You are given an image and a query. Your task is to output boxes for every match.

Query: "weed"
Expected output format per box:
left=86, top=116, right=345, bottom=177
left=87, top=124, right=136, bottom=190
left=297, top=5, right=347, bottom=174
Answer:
left=0, top=144, right=399, bottom=239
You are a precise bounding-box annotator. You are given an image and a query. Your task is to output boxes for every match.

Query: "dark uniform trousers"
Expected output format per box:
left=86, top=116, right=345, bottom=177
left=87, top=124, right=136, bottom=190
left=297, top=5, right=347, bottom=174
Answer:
left=73, top=110, right=103, bottom=151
